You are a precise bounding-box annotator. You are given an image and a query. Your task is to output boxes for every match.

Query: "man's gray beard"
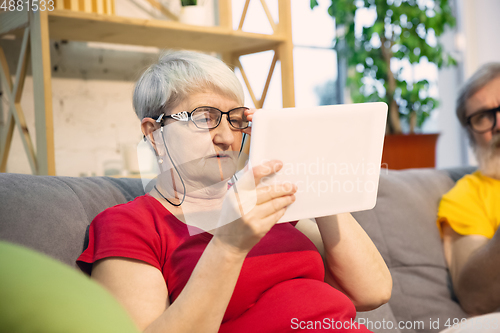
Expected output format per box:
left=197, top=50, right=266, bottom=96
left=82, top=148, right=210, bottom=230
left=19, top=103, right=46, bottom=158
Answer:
left=474, top=134, right=500, bottom=179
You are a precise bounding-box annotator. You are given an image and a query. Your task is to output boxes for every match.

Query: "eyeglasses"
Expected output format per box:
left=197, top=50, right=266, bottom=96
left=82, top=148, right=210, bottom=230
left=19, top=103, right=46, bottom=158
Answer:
left=155, top=106, right=250, bottom=130
left=466, top=106, right=500, bottom=134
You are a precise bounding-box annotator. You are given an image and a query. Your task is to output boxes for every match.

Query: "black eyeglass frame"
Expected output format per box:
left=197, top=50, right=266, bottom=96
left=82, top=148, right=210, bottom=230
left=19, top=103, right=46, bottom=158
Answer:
left=154, top=106, right=250, bottom=130
left=466, top=106, right=500, bottom=134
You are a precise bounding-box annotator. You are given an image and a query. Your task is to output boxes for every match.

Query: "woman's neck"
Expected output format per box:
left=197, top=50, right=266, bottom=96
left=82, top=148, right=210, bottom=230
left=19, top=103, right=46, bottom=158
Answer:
left=149, top=182, right=229, bottom=235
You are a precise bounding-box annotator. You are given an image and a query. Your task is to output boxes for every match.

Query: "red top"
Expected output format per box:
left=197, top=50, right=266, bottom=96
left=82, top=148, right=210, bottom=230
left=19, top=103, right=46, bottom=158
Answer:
left=77, top=195, right=370, bottom=332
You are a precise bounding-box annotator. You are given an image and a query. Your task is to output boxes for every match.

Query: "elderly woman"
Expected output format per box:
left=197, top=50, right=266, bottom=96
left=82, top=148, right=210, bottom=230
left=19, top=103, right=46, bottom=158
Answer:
left=77, top=50, right=391, bottom=333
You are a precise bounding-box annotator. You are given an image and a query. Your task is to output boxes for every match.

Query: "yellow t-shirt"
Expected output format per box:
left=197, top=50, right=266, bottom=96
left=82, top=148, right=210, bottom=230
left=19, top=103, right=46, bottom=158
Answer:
left=437, top=171, right=500, bottom=239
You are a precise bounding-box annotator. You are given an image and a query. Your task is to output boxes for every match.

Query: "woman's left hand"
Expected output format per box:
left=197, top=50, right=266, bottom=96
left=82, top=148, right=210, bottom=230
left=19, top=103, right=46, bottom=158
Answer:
left=242, top=109, right=256, bottom=135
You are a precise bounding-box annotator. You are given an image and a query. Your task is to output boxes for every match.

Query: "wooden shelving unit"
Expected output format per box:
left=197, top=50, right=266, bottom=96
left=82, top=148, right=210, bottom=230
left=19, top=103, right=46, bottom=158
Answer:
left=0, top=0, right=295, bottom=175
left=47, top=10, right=284, bottom=53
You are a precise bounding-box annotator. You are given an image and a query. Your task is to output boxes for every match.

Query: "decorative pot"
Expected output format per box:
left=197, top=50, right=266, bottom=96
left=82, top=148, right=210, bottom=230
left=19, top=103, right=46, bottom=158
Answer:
left=179, top=5, right=207, bottom=26
left=381, top=133, right=439, bottom=170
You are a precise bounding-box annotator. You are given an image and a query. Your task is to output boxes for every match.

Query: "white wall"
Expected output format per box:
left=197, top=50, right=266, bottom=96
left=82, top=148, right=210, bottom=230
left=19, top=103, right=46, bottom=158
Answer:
left=462, top=0, right=500, bottom=79
left=435, top=29, right=464, bottom=169
left=436, top=0, right=500, bottom=168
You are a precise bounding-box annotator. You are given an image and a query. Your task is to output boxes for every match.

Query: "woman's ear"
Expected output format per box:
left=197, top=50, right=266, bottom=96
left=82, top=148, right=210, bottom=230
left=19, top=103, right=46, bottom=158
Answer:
left=141, top=118, right=163, bottom=156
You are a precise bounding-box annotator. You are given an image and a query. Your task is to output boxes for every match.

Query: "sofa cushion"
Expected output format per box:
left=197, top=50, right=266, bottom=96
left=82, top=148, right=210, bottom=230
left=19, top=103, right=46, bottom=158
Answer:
left=353, top=168, right=468, bottom=332
left=356, top=303, right=402, bottom=333
left=0, top=174, right=144, bottom=268
left=0, top=241, right=140, bottom=333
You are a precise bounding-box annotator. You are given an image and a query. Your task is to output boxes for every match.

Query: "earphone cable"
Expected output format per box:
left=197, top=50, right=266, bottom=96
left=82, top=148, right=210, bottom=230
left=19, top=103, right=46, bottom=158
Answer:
left=154, top=127, right=186, bottom=207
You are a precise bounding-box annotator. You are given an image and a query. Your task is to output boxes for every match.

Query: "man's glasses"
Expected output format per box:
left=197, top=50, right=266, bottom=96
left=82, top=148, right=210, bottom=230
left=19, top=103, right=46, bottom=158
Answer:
left=155, top=106, right=250, bottom=130
left=466, top=106, right=500, bottom=134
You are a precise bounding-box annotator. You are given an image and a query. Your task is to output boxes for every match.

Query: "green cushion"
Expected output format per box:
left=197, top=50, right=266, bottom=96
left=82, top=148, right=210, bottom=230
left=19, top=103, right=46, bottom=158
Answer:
left=0, top=241, right=140, bottom=333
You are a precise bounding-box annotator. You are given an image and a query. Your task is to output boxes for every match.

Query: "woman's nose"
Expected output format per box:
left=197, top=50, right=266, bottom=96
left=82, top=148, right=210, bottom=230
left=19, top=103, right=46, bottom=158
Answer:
left=212, top=115, right=235, bottom=146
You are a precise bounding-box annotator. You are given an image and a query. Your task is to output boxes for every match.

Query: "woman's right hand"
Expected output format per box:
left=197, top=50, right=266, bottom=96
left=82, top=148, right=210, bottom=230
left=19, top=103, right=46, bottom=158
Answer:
left=213, top=160, right=297, bottom=255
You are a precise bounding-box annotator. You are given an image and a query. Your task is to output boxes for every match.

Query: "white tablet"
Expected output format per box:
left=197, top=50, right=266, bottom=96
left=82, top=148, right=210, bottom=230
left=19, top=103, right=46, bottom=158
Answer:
left=249, top=102, right=387, bottom=223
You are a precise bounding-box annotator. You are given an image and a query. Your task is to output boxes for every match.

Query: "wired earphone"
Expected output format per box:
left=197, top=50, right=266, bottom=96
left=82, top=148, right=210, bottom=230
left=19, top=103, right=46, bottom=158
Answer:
left=152, top=118, right=248, bottom=207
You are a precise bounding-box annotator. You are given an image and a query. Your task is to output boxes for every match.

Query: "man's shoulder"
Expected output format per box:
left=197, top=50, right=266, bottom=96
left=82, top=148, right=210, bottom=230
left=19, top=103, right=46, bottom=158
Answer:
left=444, top=171, right=485, bottom=199
left=438, top=171, right=499, bottom=239
left=450, top=170, right=500, bottom=194
left=441, top=170, right=500, bottom=211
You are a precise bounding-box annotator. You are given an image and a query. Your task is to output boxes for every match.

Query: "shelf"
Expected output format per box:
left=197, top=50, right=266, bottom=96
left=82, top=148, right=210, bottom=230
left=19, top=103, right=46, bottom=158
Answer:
left=46, top=10, right=285, bottom=54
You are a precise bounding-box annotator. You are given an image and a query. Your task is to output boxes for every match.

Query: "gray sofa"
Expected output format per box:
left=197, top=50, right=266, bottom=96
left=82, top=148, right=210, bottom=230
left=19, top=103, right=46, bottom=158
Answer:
left=0, top=167, right=475, bottom=332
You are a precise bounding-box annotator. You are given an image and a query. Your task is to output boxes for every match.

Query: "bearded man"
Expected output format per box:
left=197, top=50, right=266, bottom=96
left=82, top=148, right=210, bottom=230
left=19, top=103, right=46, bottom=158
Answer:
left=437, top=63, right=500, bottom=315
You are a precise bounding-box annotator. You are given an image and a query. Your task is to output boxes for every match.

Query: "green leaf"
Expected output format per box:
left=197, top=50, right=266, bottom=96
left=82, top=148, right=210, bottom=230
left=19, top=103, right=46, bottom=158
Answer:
left=328, top=4, right=335, bottom=17
left=181, top=0, right=196, bottom=6
left=310, top=0, right=457, bottom=132
left=373, top=21, right=384, bottom=34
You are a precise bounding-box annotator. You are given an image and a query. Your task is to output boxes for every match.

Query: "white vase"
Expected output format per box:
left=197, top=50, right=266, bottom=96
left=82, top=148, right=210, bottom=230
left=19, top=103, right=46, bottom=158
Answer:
left=179, top=5, right=207, bottom=26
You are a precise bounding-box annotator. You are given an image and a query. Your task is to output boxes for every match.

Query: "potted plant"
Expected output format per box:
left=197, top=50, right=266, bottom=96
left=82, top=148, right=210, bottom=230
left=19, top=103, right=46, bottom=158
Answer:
left=311, top=0, right=457, bottom=169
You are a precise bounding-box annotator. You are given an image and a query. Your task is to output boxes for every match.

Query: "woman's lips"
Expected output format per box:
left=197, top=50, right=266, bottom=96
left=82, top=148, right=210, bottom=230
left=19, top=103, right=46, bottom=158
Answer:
left=211, top=153, right=231, bottom=158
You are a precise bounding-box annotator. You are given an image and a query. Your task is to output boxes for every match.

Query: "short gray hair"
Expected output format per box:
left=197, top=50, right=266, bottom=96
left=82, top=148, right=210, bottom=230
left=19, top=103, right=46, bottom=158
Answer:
left=133, top=50, right=244, bottom=120
left=457, top=63, right=500, bottom=128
